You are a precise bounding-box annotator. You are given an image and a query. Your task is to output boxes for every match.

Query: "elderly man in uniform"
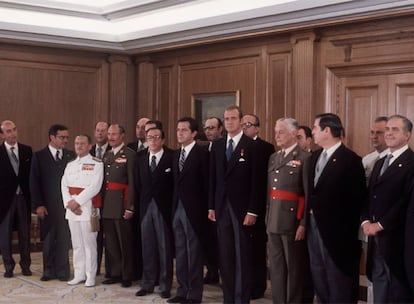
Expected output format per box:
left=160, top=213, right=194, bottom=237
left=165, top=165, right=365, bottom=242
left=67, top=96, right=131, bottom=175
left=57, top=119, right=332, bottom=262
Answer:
left=266, top=118, right=310, bottom=303
left=101, top=124, right=136, bottom=288
left=61, top=134, right=103, bottom=287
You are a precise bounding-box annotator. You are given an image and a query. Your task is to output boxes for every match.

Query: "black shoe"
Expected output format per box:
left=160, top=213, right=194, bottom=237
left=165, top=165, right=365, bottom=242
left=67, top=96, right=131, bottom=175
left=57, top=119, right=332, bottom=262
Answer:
left=160, top=291, right=171, bottom=298
left=40, top=275, right=53, bottom=281
left=4, top=270, right=13, bottom=278
left=135, top=289, right=152, bottom=296
left=22, top=269, right=32, bottom=276
left=102, top=278, right=121, bottom=284
left=121, top=280, right=132, bottom=288
left=167, top=296, right=186, bottom=303
left=58, top=276, right=69, bottom=281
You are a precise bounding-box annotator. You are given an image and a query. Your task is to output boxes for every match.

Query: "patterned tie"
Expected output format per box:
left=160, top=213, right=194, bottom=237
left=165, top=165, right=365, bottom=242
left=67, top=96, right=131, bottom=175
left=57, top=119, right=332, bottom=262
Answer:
left=55, top=150, right=60, bottom=161
left=138, top=142, right=145, bottom=152
left=380, top=154, right=393, bottom=176
left=97, top=147, right=103, bottom=159
left=150, top=155, right=157, bottom=172
left=226, top=138, right=234, bottom=161
left=10, top=147, right=19, bottom=175
left=179, top=148, right=186, bottom=172
left=314, top=150, right=328, bottom=186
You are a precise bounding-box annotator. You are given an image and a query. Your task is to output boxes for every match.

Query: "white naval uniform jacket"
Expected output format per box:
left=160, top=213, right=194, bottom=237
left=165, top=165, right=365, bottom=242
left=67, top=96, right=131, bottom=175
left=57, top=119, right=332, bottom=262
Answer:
left=61, top=154, right=104, bottom=221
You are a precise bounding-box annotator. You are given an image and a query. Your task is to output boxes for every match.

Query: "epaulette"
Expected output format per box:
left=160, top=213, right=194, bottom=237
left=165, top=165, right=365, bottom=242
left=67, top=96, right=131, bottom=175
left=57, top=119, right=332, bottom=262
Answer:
left=92, top=156, right=103, bottom=162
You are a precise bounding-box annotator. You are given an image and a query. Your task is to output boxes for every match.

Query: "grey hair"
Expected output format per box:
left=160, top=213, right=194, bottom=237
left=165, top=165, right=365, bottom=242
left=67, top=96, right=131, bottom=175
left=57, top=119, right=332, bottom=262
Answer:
left=276, top=118, right=299, bottom=131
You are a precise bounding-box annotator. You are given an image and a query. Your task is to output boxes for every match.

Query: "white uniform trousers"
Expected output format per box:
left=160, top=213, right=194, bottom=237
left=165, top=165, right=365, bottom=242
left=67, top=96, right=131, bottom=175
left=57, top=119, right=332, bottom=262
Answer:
left=68, top=220, right=98, bottom=280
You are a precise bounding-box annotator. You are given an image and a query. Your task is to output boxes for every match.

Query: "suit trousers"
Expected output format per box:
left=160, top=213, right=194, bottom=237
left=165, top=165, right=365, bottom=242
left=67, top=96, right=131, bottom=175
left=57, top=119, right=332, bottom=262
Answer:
left=268, top=232, right=306, bottom=304
left=68, top=220, right=98, bottom=280
left=140, top=200, right=173, bottom=293
left=173, top=201, right=204, bottom=301
left=102, top=218, right=134, bottom=281
left=250, top=219, right=268, bottom=298
left=371, top=237, right=411, bottom=303
left=96, top=214, right=111, bottom=276
left=42, top=216, right=71, bottom=279
left=217, top=201, right=253, bottom=304
left=0, top=194, right=31, bottom=272
left=307, top=214, right=358, bottom=303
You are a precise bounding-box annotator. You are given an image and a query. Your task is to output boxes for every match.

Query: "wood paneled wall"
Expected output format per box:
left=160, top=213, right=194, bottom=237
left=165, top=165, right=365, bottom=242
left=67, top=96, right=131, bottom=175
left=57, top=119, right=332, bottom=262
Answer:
left=1, top=13, right=414, bottom=155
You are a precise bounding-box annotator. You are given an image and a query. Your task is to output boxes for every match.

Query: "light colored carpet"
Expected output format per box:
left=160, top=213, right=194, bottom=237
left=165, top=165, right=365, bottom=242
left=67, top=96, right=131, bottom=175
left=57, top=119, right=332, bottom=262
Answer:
left=0, top=252, right=272, bottom=303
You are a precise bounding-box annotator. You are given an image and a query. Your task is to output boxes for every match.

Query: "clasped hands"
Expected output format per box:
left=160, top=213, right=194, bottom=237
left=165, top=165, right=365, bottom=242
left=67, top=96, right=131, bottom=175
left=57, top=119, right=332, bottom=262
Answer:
left=362, top=221, right=383, bottom=236
left=67, top=199, right=82, bottom=215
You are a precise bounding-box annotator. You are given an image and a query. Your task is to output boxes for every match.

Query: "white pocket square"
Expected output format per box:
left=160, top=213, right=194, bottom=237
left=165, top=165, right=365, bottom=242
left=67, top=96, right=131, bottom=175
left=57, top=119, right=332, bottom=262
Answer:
left=239, top=158, right=246, bottom=162
left=165, top=168, right=171, bottom=172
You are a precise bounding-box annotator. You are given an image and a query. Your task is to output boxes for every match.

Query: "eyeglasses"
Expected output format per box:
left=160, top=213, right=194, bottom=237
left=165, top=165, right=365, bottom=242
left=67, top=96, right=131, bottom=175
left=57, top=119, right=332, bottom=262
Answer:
left=241, top=122, right=257, bottom=128
left=56, top=135, right=69, bottom=140
left=146, top=135, right=162, bottom=140
left=203, top=126, right=217, bottom=131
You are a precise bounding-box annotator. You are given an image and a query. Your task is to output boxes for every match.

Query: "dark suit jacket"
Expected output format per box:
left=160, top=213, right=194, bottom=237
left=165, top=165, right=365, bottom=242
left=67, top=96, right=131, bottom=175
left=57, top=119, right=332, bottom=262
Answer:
left=307, top=144, right=366, bottom=275
left=30, top=146, right=75, bottom=238
left=209, top=134, right=258, bottom=222
left=253, top=137, right=275, bottom=219
left=173, top=143, right=209, bottom=239
left=361, top=148, right=414, bottom=282
left=405, top=181, right=414, bottom=292
left=135, top=147, right=174, bottom=225
left=0, top=143, right=32, bottom=224
left=90, top=144, right=111, bottom=158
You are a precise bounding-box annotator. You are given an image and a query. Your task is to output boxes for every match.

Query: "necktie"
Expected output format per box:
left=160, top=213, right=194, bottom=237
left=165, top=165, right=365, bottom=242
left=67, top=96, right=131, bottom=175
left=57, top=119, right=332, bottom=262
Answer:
left=10, top=147, right=18, bottom=163
left=380, top=154, right=393, bottom=176
left=97, top=147, right=103, bottom=159
left=150, top=155, right=157, bottom=172
left=55, top=150, right=60, bottom=161
left=138, top=142, right=145, bottom=152
left=279, top=150, right=285, bottom=164
left=314, top=150, right=328, bottom=186
left=226, top=138, right=234, bottom=161
left=179, top=148, right=186, bottom=171
left=10, top=147, right=19, bottom=175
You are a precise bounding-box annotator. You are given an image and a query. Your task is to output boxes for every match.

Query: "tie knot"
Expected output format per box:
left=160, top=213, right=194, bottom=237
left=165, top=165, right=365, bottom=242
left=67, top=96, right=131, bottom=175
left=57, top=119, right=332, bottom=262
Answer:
left=386, top=154, right=393, bottom=160
left=152, top=155, right=156, bottom=161
left=229, top=138, right=234, bottom=144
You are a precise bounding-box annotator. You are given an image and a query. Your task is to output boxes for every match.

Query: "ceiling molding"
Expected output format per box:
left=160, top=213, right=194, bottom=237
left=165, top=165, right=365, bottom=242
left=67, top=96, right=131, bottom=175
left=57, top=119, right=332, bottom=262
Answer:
left=0, top=0, right=413, bottom=54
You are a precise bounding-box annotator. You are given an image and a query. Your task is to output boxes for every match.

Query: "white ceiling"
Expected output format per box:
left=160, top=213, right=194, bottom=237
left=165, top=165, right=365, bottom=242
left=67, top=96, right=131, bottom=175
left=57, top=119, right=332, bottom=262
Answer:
left=0, top=0, right=413, bottom=53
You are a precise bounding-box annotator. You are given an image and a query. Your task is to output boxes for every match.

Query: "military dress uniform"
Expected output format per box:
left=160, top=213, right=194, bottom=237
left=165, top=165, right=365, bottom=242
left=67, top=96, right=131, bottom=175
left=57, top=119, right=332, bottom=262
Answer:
left=266, top=145, right=310, bottom=304
left=102, top=144, right=136, bottom=284
left=61, top=154, right=103, bottom=286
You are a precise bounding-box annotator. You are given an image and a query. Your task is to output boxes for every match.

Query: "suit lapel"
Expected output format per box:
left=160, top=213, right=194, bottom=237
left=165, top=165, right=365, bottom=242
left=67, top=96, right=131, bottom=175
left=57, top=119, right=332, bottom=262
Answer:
left=314, top=144, right=344, bottom=187
left=372, top=149, right=411, bottom=185
left=226, top=135, right=248, bottom=175
left=0, top=144, right=16, bottom=175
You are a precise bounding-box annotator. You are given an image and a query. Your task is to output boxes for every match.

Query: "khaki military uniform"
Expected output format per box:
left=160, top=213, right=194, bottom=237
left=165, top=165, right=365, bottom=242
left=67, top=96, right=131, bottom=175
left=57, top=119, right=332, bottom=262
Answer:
left=102, top=145, right=136, bottom=281
left=266, top=145, right=310, bottom=304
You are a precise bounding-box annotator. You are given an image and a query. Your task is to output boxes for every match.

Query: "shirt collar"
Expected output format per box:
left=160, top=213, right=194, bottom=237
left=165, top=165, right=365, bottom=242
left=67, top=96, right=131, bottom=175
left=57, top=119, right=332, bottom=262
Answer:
left=4, top=141, right=17, bottom=152
left=323, top=141, right=342, bottom=159
left=111, top=143, right=125, bottom=155
left=227, top=130, right=243, bottom=148
left=388, top=145, right=409, bottom=164
left=181, top=140, right=196, bottom=156
left=283, top=143, right=298, bottom=157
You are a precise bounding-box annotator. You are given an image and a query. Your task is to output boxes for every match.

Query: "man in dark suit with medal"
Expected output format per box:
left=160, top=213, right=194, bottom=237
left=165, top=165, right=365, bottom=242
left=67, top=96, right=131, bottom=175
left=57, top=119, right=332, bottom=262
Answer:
left=0, top=120, right=32, bottom=278
left=30, top=124, right=75, bottom=281
left=362, top=114, right=414, bottom=303
left=267, top=118, right=310, bottom=303
left=307, top=113, right=366, bottom=303
left=208, top=105, right=258, bottom=303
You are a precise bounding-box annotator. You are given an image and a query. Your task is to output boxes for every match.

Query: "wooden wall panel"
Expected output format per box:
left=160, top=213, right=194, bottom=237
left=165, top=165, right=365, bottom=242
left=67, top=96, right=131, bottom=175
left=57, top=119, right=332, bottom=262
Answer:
left=157, top=66, right=174, bottom=142
left=0, top=60, right=106, bottom=151
left=267, top=53, right=290, bottom=128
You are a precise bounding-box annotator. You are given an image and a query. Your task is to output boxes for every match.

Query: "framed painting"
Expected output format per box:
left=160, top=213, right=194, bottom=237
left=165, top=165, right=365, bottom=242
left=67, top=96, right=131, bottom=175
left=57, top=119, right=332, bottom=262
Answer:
left=191, top=90, right=240, bottom=140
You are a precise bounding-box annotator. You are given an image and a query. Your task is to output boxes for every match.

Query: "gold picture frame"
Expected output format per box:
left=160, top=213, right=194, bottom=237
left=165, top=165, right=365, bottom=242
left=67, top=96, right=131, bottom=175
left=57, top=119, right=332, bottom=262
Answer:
left=191, top=91, right=240, bottom=139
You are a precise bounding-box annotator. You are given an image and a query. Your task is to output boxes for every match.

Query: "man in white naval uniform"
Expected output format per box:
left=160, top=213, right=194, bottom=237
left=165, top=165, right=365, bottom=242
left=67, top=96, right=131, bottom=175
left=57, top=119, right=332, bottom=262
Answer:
left=61, top=134, right=103, bottom=287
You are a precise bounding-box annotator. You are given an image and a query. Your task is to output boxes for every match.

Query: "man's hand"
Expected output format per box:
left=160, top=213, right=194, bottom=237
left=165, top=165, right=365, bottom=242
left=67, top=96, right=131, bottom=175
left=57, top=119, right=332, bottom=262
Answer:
left=295, top=225, right=305, bottom=241
left=243, top=214, right=256, bottom=226
left=123, top=210, right=133, bottom=220
left=208, top=210, right=216, bottom=222
left=36, top=206, right=48, bottom=219
left=362, top=222, right=383, bottom=236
